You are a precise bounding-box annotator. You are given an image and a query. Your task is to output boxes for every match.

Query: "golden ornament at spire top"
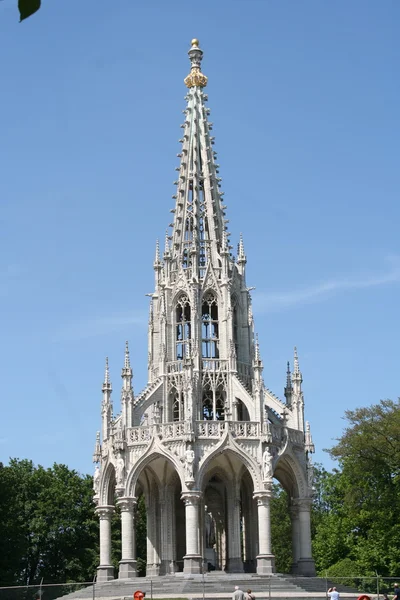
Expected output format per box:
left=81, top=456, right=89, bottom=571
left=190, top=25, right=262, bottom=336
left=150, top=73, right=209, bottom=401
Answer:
left=184, top=38, right=208, bottom=88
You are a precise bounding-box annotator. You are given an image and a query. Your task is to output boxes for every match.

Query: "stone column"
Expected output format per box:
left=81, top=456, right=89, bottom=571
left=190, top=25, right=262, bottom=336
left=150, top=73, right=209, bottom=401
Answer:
left=96, top=506, right=115, bottom=582
left=181, top=491, right=202, bottom=574
left=146, top=490, right=160, bottom=577
left=254, top=491, right=275, bottom=575
left=290, top=504, right=300, bottom=573
left=226, top=492, right=244, bottom=572
left=295, top=498, right=316, bottom=576
left=117, top=497, right=137, bottom=579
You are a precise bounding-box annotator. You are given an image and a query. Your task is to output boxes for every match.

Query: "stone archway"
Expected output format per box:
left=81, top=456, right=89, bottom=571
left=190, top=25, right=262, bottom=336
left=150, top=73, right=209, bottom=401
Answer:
left=200, top=450, right=256, bottom=573
left=135, top=455, right=184, bottom=576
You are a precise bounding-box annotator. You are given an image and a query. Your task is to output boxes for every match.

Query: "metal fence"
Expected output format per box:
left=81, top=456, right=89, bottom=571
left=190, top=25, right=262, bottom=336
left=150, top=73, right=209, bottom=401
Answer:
left=322, top=575, right=400, bottom=596
left=0, top=581, right=95, bottom=600
left=1, top=575, right=400, bottom=600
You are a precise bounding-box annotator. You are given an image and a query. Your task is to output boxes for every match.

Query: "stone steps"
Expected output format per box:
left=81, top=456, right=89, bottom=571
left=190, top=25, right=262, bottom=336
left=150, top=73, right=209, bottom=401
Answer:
left=59, top=574, right=360, bottom=600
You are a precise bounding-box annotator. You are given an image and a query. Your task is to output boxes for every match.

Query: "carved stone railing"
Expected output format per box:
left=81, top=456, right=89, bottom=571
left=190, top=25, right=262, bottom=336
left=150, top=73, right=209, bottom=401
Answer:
left=127, top=426, right=152, bottom=444
left=196, top=420, right=227, bottom=438
left=288, top=428, right=304, bottom=445
left=167, top=361, right=184, bottom=373
left=202, top=359, right=228, bottom=371
left=160, top=421, right=188, bottom=439
left=196, top=420, right=261, bottom=439
left=229, top=421, right=260, bottom=438
left=126, top=420, right=305, bottom=447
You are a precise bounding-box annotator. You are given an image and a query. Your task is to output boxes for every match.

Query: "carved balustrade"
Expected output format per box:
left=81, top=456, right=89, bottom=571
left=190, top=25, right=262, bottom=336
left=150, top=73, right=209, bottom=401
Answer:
left=201, top=359, right=228, bottom=371
left=126, top=420, right=303, bottom=447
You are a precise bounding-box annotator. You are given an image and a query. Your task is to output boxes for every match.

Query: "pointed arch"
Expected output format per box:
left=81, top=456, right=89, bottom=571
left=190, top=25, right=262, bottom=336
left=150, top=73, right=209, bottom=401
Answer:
left=274, top=450, right=307, bottom=498
left=126, top=441, right=186, bottom=497
left=201, top=290, right=219, bottom=359
left=174, top=293, right=191, bottom=360
left=197, top=431, right=262, bottom=491
left=99, top=461, right=116, bottom=506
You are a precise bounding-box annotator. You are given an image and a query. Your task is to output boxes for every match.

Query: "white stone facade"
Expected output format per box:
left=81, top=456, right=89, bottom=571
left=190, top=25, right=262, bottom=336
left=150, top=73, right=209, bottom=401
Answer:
left=92, top=39, right=316, bottom=581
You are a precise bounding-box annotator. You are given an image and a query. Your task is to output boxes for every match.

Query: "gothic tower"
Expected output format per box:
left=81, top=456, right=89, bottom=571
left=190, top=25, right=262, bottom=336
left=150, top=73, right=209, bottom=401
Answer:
left=93, top=39, right=316, bottom=581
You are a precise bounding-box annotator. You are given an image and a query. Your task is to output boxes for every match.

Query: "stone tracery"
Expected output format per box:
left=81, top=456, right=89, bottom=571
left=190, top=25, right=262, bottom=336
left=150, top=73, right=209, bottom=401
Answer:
left=93, top=39, right=316, bottom=581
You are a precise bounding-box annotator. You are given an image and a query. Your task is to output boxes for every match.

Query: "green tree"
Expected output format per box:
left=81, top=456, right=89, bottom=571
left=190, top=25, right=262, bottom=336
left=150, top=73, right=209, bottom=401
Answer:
left=311, top=399, right=400, bottom=577
left=329, top=399, right=400, bottom=575
left=0, top=459, right=98, bottom=585
left=271, top=483, right=292, bottom=573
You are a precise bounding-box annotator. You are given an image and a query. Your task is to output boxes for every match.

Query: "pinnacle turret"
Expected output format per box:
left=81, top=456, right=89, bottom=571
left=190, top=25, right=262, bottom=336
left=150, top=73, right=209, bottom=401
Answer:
left=164, top=231, right=170, bottom=257
left=93, top=431, right=101, bottom=463
left=305, top=421, right=315, bottom=454
left=293, top=347, right=302, bottom=383
left=102, top=357, right=111, bottom=392
left=154, top=239, right=161, bottom=266
left=237, top=233, right=246, bottom=263
left=284, top=361, right=293, bottom=406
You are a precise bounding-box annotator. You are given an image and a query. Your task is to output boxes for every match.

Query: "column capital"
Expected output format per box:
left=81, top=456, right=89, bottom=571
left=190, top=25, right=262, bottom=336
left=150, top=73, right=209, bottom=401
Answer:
left=293, top=497, right=313, bottom=510
left=117, top=497, right=137, bottom=512
left=96, top=505, right=115, bottom=520
left=253, top=490, right=272, bottom=505
left=181, top=490, right=202, bottom=506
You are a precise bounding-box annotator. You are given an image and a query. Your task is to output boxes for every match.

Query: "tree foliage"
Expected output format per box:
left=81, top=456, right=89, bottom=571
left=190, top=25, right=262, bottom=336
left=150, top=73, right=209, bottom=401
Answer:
left=0, top=459, right=98, bottom=585
left=312, top=399, right=400, bottom=577
left=271, top=483, right=292, bottom=573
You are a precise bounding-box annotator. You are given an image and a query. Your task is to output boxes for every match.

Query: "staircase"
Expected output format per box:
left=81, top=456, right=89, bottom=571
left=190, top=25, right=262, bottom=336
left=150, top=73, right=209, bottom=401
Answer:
left=59, top=573, right=361, bottom=600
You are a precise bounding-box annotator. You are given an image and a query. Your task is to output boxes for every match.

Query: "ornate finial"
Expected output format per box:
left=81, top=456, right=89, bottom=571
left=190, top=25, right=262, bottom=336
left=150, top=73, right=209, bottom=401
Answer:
left=124, top=341, right=130, bottom=369
left=104, top=357, right=110, bottom=385
left=184, top=38, right=208, bottom=88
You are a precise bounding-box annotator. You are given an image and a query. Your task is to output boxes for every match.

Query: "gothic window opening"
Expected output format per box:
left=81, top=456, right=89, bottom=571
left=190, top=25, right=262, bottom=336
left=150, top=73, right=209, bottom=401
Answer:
left=176, top=295, right=191, bottom=360
left=202, top=293, right=219, bottom=359
left=202, top=387, right=213, bottom=420
left=202, top=385, right=225, bottom=420
left=184, top=217, right=193, bottom=242
left=215, top=388, right=225, bottom=420
left=172, top=388, right=184, bottom=421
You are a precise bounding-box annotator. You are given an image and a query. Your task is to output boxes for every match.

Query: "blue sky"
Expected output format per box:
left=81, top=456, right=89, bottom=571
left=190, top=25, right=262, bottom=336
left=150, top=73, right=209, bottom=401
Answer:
left=1, top=0, right=399, bottom=476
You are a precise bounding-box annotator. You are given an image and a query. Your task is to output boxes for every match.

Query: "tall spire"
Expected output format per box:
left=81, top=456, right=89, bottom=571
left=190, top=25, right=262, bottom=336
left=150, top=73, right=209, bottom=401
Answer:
left=169, top=39, right=227, bottom=278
